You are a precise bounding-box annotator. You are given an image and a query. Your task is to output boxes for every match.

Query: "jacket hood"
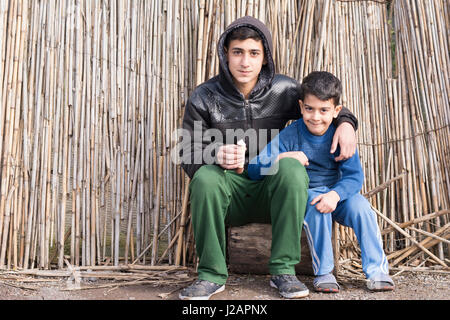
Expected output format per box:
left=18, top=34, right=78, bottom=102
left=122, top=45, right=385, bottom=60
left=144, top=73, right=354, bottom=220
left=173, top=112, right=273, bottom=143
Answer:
left=217, top=16, right=275, bottom=97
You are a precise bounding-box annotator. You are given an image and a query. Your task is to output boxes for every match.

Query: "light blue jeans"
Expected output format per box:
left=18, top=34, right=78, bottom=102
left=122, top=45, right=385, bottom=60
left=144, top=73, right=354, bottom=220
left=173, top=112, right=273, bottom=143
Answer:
left=303, top=186, right=389, bottom=279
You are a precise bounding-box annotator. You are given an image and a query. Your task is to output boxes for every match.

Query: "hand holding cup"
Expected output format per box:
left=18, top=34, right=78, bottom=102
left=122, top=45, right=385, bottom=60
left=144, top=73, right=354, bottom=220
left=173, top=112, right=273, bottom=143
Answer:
left=216, top=139, right=246, bottom=173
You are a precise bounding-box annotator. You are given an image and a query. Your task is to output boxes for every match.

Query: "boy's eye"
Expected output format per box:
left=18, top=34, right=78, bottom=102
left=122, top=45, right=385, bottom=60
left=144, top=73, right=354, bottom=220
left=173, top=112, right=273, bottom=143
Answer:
left=230, top=50, right=260, bottom=56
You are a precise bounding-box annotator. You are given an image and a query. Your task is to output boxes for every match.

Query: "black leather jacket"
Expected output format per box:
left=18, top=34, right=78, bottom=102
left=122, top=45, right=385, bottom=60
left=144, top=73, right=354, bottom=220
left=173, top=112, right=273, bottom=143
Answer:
left=180, top=16, right=357, bottom=179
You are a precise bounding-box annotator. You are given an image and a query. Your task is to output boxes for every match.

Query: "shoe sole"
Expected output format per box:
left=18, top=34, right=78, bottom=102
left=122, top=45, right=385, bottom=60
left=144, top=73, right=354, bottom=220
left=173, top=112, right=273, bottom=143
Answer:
left=178, top=285, right=225, bottom=300
left=314, top=283, right=340, bottom=293
left=270, top=280, right=309, bottom=299
left=367, top=280, right=395, bottom=292
left=314, top=287, right=339, bottom=293
left=367, top=286, right=394, bottom=292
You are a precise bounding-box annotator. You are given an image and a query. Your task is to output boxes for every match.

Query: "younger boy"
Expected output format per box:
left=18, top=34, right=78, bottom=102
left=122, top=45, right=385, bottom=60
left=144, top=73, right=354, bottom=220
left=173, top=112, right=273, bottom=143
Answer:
left=248, top=71, right=394, bottom=292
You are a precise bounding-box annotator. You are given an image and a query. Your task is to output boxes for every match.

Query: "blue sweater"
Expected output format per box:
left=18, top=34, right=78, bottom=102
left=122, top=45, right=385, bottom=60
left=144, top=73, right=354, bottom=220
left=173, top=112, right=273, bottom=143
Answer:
left=247, top=120, right=364, bottom=201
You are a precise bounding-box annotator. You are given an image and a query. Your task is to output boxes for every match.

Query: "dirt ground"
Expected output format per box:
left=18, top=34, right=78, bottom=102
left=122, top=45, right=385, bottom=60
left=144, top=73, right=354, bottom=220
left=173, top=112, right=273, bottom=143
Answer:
left=0, top=269, right=449, bottom=301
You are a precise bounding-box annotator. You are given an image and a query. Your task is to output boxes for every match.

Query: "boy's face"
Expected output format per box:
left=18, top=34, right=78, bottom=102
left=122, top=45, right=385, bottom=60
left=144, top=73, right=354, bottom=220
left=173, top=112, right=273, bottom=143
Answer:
left=225, top=38, right=266, bottom=95
left=299, top=94, right=342, bottom=136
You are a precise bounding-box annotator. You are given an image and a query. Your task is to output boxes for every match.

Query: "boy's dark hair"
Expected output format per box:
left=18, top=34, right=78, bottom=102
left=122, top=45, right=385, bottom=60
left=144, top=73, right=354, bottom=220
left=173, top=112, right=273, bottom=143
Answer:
left=299, top=71, right=342, bottom=106
left=224, top=26, right=262, bottom=49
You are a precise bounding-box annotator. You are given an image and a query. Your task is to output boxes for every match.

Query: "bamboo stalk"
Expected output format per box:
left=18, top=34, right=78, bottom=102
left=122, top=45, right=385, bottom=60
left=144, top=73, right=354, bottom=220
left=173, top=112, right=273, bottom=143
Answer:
left=381, top=209, right=450, bottom=236
left=151, top=156, right=163, bottom=265
left=372, top=206, right=447, bottom=267
left=387, top=224, right=450, bottom=265
left=407, top=226, right=450, bottom=246
left=175, top=180, right=190, bottom=266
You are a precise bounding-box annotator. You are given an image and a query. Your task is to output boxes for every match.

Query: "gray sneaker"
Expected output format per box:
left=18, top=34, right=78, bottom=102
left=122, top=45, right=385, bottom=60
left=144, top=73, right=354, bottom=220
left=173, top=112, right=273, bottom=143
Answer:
left=270, top=274, right=309, bottom=299
left=367, top=273, right=395, bottom=292
left=179, top=280, right=225, bottom=300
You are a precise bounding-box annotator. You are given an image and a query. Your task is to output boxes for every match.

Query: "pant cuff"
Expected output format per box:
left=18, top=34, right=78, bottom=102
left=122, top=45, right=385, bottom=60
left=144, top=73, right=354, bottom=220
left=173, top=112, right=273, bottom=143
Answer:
left=198, top=272, right=227, bottom=286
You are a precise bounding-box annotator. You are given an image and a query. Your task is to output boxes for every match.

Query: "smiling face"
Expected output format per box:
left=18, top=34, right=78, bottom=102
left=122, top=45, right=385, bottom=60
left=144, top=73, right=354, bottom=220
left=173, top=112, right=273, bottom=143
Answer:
left=225, top=38, right=266, bottom=98
left=299, top=94, right=342, bottom=136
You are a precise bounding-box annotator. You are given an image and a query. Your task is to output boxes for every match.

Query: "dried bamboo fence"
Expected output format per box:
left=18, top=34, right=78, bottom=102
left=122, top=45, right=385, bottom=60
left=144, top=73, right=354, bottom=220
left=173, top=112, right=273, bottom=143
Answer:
left=0, top=0, right=448, bottom=277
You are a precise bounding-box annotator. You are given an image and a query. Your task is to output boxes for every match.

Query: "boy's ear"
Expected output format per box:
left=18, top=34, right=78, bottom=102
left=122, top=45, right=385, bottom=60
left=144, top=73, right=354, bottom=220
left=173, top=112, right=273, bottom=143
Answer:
left=333, top=104, right=343, bottom=118
left=298, top=100, right=304, bottom=113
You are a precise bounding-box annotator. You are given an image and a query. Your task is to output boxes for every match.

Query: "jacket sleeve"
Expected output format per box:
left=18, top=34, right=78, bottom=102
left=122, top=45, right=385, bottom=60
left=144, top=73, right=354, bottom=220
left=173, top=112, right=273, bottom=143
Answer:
left=247, top=135, right=281, bottom=181
left=332, top=106, right=358, bottom=131
left=247, top=123, right=296, bottom=180
left=331, top=149, right=364, bottom=201
left=180, top=91, right=222, bottom=179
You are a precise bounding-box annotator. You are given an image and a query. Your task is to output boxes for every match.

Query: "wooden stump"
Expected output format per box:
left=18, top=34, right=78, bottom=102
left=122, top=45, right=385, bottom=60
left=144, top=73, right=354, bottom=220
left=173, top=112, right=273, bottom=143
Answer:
left=227, top=223, right=314, bottom=276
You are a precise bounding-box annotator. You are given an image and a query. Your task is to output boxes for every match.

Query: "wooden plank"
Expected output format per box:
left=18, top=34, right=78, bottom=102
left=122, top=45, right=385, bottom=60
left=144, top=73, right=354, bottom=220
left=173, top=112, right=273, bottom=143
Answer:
left=227, top=223, right=314, bottom=276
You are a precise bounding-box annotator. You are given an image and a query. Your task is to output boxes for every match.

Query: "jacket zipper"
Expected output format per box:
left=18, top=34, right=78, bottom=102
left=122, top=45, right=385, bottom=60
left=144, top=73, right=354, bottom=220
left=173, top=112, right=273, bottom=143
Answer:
left=244, top=99, right=251, bottom=130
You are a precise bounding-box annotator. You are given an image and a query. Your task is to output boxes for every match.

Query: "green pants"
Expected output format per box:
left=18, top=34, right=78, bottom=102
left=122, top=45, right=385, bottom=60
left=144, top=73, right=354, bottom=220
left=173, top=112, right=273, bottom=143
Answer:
left=189, top=158, right=309, bottom=285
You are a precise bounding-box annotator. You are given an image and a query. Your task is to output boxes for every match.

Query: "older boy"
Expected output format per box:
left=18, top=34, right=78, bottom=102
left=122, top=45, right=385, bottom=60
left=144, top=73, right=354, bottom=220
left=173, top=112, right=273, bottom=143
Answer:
left=179, top=16, right=359, bottom=300
left=248, top=71, right=394, bottom=292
